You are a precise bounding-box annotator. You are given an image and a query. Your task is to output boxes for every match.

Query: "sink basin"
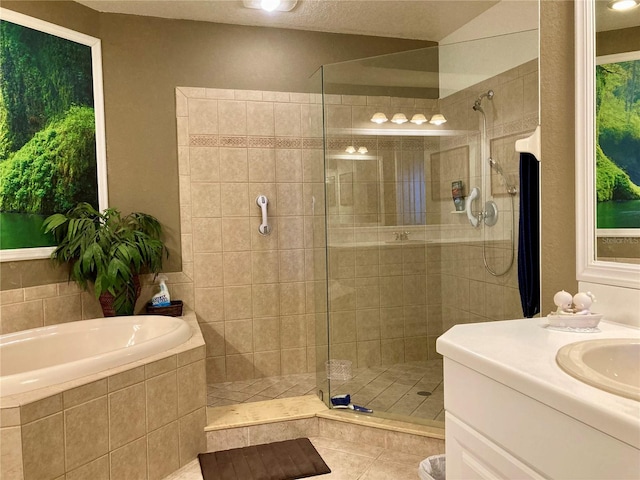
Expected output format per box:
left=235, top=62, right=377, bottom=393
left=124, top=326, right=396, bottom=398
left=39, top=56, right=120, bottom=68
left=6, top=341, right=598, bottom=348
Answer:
left=556, top=338, right=640, bottom=401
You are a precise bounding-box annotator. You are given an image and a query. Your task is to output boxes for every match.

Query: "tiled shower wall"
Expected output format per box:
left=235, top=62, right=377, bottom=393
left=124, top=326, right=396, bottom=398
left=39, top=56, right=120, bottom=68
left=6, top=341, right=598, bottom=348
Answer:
left=322, top=59, right=538, bottom=367
left=176, top=87, right=327, bottom=384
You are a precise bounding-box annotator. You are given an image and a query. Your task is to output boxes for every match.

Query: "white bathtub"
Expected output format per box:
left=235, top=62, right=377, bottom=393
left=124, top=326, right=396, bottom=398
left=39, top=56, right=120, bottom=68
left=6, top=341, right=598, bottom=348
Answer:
left=0, top=315, right=192, bottom=397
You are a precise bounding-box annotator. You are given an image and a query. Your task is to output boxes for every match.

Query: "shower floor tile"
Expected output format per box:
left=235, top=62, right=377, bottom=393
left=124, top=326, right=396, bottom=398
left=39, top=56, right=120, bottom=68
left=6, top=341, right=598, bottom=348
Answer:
left=207, top=359, right=444, bottom=421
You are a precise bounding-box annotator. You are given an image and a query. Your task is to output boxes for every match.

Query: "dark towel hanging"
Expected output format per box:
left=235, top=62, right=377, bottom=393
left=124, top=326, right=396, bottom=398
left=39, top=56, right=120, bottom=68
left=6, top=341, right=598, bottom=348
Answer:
left=518, top=152, right=540, bottom=318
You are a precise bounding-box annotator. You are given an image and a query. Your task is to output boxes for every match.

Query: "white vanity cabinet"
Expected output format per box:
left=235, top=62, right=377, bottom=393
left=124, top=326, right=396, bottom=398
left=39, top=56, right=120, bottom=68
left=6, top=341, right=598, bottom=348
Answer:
left=437, top=319, right=640, bottom=480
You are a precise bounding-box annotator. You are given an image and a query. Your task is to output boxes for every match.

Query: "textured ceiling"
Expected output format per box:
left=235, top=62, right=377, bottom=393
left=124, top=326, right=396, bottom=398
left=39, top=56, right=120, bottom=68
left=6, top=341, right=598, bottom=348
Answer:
left=75, top=0, right=501, bottom=41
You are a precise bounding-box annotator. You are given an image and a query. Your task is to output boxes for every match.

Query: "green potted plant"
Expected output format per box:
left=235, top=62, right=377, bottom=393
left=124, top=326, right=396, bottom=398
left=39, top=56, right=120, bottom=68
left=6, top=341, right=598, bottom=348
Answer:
left=43, top=202, right=168, bottom=316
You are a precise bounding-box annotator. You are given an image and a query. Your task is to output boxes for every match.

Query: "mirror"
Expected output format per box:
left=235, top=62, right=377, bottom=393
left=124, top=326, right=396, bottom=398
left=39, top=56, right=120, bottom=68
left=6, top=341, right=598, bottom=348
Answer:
left=575, top=0, right=640, bottom=289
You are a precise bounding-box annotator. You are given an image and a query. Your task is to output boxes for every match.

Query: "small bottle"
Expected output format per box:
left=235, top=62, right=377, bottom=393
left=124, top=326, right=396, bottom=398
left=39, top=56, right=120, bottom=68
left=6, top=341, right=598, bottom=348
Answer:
left=452, top=180, right=465, bottom=211
left=151, top=275, right=171, bottom=307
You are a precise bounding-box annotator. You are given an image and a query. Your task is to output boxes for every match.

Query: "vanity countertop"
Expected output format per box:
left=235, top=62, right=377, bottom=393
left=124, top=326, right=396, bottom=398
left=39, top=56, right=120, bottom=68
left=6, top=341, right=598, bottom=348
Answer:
left=437, top=318, right=640, bottom=449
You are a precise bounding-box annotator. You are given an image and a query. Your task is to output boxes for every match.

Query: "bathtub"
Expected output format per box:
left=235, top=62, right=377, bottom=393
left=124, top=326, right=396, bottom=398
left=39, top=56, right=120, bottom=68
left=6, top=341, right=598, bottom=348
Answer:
left=0, top=315, right=192, bottom=397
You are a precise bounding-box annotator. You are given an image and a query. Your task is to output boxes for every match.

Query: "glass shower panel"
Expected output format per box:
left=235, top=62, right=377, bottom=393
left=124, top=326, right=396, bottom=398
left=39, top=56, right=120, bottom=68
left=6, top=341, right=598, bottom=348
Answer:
left=320, top=29, right=539, bottom=426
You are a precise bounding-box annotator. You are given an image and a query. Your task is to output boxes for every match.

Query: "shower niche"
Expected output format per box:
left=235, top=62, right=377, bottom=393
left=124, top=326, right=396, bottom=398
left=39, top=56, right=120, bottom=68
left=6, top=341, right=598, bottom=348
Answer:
left=316, top=29, right=539, bottom=425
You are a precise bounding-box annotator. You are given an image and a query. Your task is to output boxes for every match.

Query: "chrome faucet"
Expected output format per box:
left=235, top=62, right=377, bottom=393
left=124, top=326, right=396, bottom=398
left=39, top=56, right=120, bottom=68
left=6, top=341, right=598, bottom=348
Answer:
left=393, top=231, right=410, bottom=241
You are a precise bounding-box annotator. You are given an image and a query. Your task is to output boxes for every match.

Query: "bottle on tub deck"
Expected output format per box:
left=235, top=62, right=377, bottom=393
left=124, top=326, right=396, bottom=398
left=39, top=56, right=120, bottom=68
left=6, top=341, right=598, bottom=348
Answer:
left=151, top=275, right=171, bottom=307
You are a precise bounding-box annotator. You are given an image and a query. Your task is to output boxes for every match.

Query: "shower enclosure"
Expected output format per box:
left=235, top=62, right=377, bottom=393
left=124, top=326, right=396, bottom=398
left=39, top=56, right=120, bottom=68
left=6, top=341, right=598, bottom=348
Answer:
left=313, top=29, right=540, bottom=426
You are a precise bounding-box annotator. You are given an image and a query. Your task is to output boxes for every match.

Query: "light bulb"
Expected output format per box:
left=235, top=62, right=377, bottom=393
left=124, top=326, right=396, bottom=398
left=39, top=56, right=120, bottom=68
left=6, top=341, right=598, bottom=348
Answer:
left=261, top=0, right=281, bottom=11
left=391, top=113, right=408, bottom=124
left=429, top=114, right=447, bottom=126
left=370, top=112, right=388, bottom=124
left=357, top=146, right=368, bottom=154
left=608, top=0, right=639, bottom=10
left=345, top=146, right=356, bottom=154
left=410, top=114, right=427, bottom=125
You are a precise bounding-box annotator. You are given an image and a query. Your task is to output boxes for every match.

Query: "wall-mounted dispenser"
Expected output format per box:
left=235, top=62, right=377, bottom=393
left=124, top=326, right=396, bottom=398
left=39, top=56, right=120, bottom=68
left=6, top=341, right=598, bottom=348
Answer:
left=256, top=195, right=271, bottom=235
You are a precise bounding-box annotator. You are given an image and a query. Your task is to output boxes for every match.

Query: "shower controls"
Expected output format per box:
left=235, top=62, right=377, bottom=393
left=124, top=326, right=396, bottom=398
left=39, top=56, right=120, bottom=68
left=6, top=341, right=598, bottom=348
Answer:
left=256, top=195, right=271, bottom=235
left=484, top=200, right=499, bottom=226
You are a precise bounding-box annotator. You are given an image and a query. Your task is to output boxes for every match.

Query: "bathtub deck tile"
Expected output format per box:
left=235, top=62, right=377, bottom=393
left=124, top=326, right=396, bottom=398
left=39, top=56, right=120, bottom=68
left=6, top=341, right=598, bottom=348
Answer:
left=20, top=393, right=63, bottom=424
left=63, top=379, right=108, bottom=409
left=0, top=407, right=21, bottom=427
left=146, top=355, right=178, bottom=379
left=177, top=344, right=205, bottom=367
left=108, top=365, right=145, bottom=392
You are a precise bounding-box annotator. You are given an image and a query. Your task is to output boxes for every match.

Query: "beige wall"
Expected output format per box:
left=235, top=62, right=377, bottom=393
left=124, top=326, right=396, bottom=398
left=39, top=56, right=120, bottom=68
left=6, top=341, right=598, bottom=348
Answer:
left=0, top=0, right=431, bottom=290
left=539, top=0, right=577, bottom=313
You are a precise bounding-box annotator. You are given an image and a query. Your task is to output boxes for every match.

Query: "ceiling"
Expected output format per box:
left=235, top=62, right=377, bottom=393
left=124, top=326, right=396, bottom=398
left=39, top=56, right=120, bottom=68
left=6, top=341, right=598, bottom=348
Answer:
left=75, top=0, right=500, bottom=42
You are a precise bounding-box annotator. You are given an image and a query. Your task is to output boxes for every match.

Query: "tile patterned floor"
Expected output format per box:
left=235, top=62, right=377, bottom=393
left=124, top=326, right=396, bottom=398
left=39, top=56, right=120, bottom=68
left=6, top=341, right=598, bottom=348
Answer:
left=208, top=360, right=444, bottom=422
left=164, top=436, right=429, bottom=480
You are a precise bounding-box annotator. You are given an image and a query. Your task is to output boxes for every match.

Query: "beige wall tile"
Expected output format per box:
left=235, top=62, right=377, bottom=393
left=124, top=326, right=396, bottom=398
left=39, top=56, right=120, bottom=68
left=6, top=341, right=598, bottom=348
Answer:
left=356, top=309, right=380, bottom=341
left=146, top=371, right=178, bottom=432
left=248, top=418, right=317, bottom=445
left=251, top=250, right=279, bottom=284
left=192, top=218, right=222, bottom=253
left=279, top=249, right=305, bottom=283
left=65, top=397, right=109, bottom=471
left=226, top=353, right=254, bottom=381
left=1, top=426, right=24, bottom=480
left=200, top=321, right=226, bottom=357
left=64, top=379, right=107, bottom=409
left=357, top=340, right=382, bottom=367
left=22, top=413, right=65, bottom=480
left=218, top=100, right=247, bottom=136
left=281, top=348, right=306, bottom=375
left=24, top=284, right=57, bottom=300
left=223, top=286, right=252, bottom=320
left=192, top=179, right=222, bottom=218
left=277, top=183, right=303, bottom=216
left=190, top=147, right=220, bottom=182
left=195, top=287, right=224, bottom=323
left=225, top=319, right=253, bottom=354
left=193, top=253, right=223, bottom=288
left=179, top=408, right=206, bottom=466
left=0, top=288, right=24, bottom=305
left=318, top=418, right=386, bottom=449
left=1, top=300, right=43, bottom=334
left=147, top=421, right=180, bottom=480
left=145, top=355, right=177, bottom=379
left=274, top=103, right=301, bottom=137
left=177, top=360, right=206, bottom=416
left=20, top=394, right=62, bottom=424
left=81, top=291, right=104, bottom=320
left=221, top=217, right=251, bottom=252
left=66, top=454, right=109, bottom=480
left=223, top=251, right=252, bottom=285
left=219, top=148, right=248, bottom=182
left=0, top=408, right=20, bottom=428
left=280, top=315, right=306, bottom=349
left=108, top=366, right=145, bottom=392
left=330, top=311, right=356, bottom=344
left=188, top=98, right=218, bottom=134
left=253, top=350, right=281, bottom=377
left=247, top=101, right=275, bottom=136
left=404, top=336, right=428, bottom=362
left=252, top=283, right=280, bottom=318
left=381, top=338, right=405, bottom=365
left=206, top=356, right=226, bottom=383
left=110, top=437, right=147, bottom=480
left=253, top=316, right=280, bottom=351
left=109, top=383, right=146, bottom=450
left=220, top=183, right=249, bottom=216
left=280, top=282, right=306, bottom=315
left=205, top=427, right=248, bottom=452
left=275, top=149, right=302, bottom=183
left=248, top=149, right=276, bottom=183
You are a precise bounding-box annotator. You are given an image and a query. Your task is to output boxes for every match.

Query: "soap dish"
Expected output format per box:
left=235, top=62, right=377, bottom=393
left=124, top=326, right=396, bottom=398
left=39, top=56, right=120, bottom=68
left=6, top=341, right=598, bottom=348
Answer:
left=545, top=312, right=604, bottom=332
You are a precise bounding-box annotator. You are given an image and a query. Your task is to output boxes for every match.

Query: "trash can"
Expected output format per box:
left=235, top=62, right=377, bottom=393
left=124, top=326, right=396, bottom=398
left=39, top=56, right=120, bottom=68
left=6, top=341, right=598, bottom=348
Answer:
left=418, top=454, right=445, bottom=480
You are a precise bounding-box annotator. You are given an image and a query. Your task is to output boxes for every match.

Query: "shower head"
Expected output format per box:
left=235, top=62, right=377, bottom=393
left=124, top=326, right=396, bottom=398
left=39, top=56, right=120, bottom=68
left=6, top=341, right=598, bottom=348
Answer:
left=489, top=158, right=518, bottom=195
left=472, top=90, right=494, bottom=112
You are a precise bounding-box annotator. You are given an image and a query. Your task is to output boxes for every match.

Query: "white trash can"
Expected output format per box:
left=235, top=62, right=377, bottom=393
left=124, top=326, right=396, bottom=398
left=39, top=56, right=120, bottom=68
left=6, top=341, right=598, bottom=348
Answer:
left=418, top=454, right=445, bottom=480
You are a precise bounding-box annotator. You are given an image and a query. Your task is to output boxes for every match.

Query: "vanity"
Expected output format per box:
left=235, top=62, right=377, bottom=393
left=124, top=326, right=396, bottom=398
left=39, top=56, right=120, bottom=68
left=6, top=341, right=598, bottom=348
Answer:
left=437, top=318, right=640, bottom=479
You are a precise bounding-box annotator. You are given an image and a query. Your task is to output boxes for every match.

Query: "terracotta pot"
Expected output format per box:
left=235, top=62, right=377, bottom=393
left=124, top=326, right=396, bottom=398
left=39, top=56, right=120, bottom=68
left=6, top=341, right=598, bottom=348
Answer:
left=98, top=275, right=141, bottom=317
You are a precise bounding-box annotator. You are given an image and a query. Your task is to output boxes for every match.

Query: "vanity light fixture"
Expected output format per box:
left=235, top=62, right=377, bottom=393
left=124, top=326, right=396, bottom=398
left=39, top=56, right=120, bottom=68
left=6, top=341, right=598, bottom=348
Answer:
left=242, top=0, right=298, bottom=12
left=357, top=146, right=368, bottom=154
left=410, top=114, right=428, bottom=125
left=345, top=145, right=356, bottom=154
left=391, top=113, right=409, bottom=124
left=608, top=0, right=639, bottom=10
left=429, top=113, right=447, bottom=125
left=370, top=112, right=388, bottom=124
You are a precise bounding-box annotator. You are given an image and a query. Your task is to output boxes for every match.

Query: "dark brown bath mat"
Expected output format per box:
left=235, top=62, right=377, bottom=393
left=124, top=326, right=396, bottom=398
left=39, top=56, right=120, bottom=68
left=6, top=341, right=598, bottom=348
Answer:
left=198, top=437, right=331, bottom=480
